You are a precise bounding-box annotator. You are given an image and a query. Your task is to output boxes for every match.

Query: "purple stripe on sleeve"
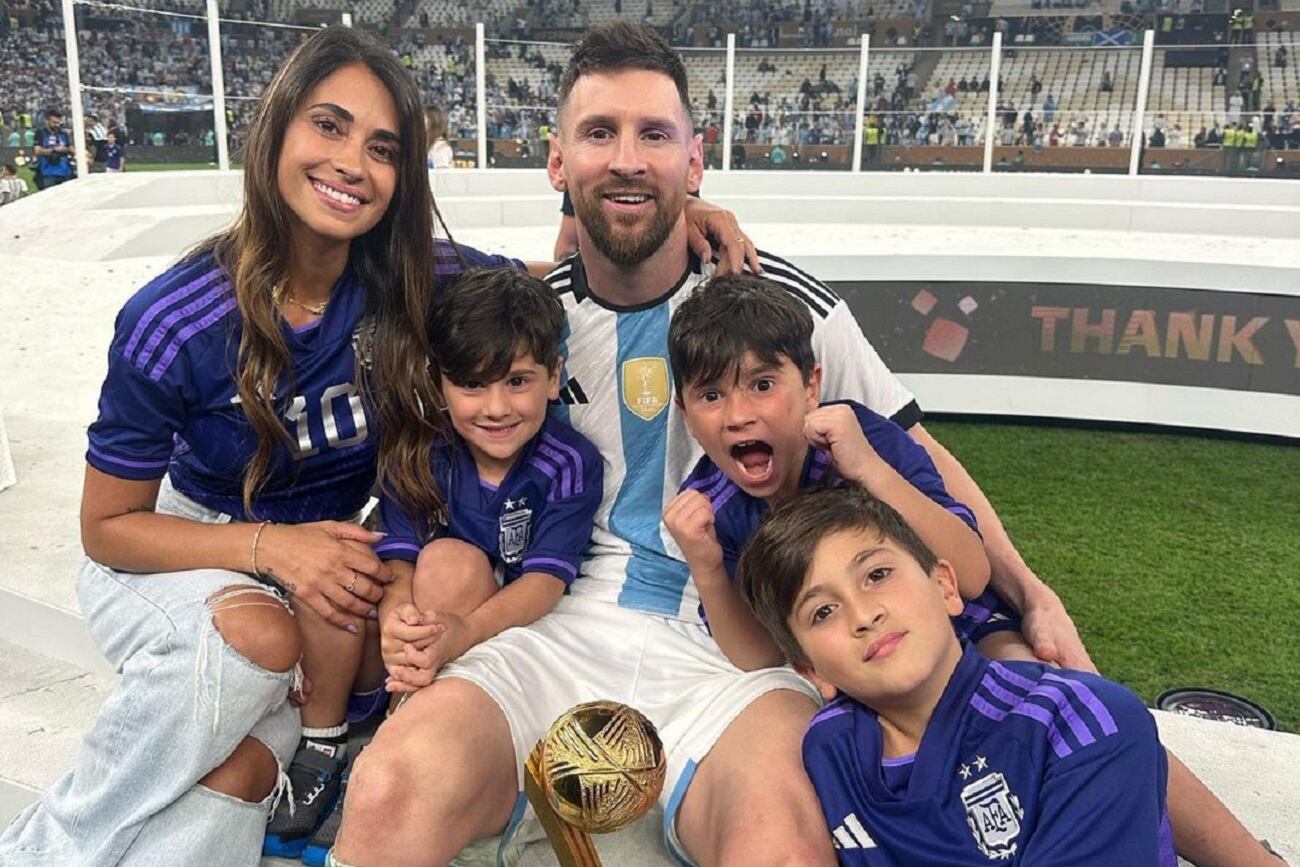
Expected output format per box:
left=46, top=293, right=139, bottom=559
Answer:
left=375, top=540, right=422, bottom=556
left=529, top=451, right=567, bottom=502
left=523, top=557, right=578, bottom=578
left=979, top=673, right=1027, bottom=710
left=542, top=432, right=586, bottom=495
left=686, top=468, right=726, bottom=493
left=950, top=505, right=977, bottom=527
left=148, top=297, right=238, bottom=381
left=87, top=445, right=170, bottom=470
left=810, top=698, right=851, bottom=726
left=133, top=282, right=232, bottom=373
left=703, top=469, right=732, bottom=503
left=711, top=483, right=741, bottom=513
left=1043, top=672, right=1119, bottom=736
left=124, top=267, right=224, bottom=359
left=1010, top=701, right=1073, bottom=758
left=961, top=602, right=993, bottom=623
left=536, top=442, right=574, bottom=500
left=989, top=661, right=1038, bottom=693
left=970, top=692, right=1010, bottom=723
left=1027, top=684, right=1098, bottom=750
left=1158, top=813, right=1177, bottom=867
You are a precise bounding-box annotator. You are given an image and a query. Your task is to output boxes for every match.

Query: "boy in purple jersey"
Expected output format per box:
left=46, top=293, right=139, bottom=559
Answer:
left=374, top=266, right=603, bottom=695
left=737, top=488, right=1177, bottom=867
left=662, top=273, right=1032, bottom=671
left=281, top=267, right=603, bottom=866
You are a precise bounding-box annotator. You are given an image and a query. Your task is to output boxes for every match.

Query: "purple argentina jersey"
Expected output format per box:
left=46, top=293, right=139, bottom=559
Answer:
left=804, top=644, right=1176, bottom=866
left=375, top=416, right=602, bottom=588
left=680, top=400, right=1016, bottom=642
left=86, top=243, right=521, bottom=524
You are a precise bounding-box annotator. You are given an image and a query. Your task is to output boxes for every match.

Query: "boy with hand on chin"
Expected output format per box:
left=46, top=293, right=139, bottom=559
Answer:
left=375, top=267, right=603, bottom=691
left=662, top=273, right=1031, bottom=671
left=737, top=488, right=1175, bottom=866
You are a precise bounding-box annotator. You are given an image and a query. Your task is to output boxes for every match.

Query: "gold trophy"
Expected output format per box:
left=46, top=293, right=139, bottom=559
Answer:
left=523, top=700, right=667, bottom=867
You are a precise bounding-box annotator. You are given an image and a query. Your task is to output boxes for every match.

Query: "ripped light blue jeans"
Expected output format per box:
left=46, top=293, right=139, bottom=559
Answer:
left=0, top=479, right=302, bottom=867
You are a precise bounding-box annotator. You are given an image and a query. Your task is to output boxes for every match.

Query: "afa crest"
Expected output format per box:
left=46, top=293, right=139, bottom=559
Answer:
left=499, top=499, right=532, bottom=564
left=960, top=770, right=1024, bottom=860
left=621, top=357, right=670, bottom=421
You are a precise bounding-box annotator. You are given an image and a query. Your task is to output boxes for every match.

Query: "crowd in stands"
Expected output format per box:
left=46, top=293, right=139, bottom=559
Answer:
left=2, top=0, right=1299, bottom=176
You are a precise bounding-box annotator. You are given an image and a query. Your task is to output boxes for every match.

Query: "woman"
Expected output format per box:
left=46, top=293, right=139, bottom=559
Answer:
left=0, top=27, right=496, bottom=866
left=425, top=104, right=454, bottom=169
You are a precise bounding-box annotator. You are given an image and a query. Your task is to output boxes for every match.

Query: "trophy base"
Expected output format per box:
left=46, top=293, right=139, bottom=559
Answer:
left=524, top=741, right=603, bottom=867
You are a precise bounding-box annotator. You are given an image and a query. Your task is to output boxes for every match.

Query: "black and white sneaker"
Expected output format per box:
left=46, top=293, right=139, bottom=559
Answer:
left=301, top=764, right=351, bottom=867
left=263, top=741, right=347, bottom=858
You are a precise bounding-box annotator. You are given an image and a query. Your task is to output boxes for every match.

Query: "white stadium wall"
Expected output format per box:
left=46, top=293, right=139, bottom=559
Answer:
left=60, top=169, right=1300, bottom=439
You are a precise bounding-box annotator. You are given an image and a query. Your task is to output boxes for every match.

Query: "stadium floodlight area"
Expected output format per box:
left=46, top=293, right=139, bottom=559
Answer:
left=51, top=5, right=1284, bottom=178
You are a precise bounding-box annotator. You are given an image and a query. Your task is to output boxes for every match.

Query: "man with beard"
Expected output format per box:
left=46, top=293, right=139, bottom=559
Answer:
left=332, top=22, right=1268, bottom=867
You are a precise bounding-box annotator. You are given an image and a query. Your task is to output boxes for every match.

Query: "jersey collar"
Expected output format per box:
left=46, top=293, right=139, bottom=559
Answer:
left=859, top=642, right=989, bottom=802
left=566, top=250, right=702, bottom=313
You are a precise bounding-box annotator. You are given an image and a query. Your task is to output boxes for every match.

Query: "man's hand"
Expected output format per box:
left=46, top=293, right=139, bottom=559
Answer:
left=663, top=489, right=726, bottom=578
left=803, top=403, right=880, bottom=483
left=1019, top=587, right=1097, bottom=672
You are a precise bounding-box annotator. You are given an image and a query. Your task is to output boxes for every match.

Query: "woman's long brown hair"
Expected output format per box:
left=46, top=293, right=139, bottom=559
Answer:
left=190, top=26, right=450, bottom=522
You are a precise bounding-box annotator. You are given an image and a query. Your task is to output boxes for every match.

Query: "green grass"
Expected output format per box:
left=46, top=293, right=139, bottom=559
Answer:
left=927, top=421, right=1300, bottom=732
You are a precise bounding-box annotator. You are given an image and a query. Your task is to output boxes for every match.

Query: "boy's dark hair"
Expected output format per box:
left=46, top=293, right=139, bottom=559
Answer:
left=668, top=272, right=815, bottom=394
left=558, top=22, right=691, bottom=126
left=736, top=487, right=938, bottom=664
left=2, top=164, right=15, bottom=175
left=430, top=267, right=565, bottom=386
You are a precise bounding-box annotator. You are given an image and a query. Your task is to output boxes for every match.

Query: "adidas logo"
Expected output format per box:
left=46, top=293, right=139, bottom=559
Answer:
left=553, top=377, right=590, bottom=406
left=831, top=813, right=877, bottom=850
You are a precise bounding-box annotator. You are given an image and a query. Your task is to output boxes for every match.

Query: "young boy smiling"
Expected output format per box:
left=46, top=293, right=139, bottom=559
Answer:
left=374, top=267, right=603, bottom=690
left=663, top=273, right=1027, bottom=670
left=738, top=488, right=1176, bottom=866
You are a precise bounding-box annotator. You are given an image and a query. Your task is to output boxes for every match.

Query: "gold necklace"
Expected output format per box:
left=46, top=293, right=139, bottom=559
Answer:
left=272, top=282, right=329, bottom=316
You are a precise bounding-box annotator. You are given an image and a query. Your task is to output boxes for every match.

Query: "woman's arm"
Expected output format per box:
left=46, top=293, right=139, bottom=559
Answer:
left=81, top=465, right=389, bottom=629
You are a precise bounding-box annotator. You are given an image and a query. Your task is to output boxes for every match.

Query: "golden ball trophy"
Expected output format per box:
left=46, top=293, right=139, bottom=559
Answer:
left=523, top=700, right=667, bottom=867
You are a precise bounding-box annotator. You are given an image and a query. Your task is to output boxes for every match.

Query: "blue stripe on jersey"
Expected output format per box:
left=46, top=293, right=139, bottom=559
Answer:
left=611, top=305, right=691, bottom=615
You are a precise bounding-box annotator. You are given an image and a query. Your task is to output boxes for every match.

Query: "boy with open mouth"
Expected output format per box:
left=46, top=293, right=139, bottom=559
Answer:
left=663, top=273, right=1034, bottom=671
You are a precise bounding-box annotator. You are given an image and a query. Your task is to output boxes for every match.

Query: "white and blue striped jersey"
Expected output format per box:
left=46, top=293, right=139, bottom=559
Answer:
left=545, top=251, right=921, bottom=622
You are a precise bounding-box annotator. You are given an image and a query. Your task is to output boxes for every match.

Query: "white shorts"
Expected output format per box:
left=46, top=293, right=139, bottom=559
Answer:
left=439, top=594, right=821, bottom=864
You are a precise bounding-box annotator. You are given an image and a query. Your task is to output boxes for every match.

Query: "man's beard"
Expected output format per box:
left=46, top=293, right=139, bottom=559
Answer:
left=570, top=183, right=684, bottom=268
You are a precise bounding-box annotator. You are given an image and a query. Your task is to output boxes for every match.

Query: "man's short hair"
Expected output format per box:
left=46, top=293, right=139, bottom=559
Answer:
left=429, top=266, right=565, bottom=387
left=557, top=22, right=691, bottom=126
left=736, top=487, right=938, bottom=664
left=46, top=109, right=62, bottom=119
left=2, top=164, right=16, bottom=175
left=667, top=272, right=815, bottom=394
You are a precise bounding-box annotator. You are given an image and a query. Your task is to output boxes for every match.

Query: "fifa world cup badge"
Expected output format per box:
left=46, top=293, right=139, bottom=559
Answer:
left=523, top=701, right=667, bottom=867
left=959, top=763, right=1023, bottom=860
left=621, top=357, right=670, bottom=421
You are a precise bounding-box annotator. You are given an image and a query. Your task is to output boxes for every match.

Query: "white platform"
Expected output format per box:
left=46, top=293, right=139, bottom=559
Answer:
left=1, top=171, right=1298, bottom=864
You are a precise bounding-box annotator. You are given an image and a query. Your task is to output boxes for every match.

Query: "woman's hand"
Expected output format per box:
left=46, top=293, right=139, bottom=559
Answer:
left=257, top=521, right=392, bottom=632
left=683, top=196, right=762, bottom=274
